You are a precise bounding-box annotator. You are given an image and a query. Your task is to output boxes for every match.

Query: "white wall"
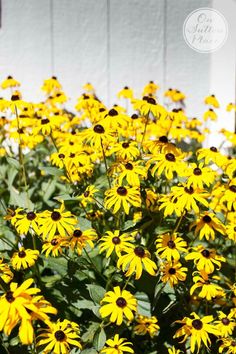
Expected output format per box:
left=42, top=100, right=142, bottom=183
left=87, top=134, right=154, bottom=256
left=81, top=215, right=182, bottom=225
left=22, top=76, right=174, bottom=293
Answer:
left=0, top=0, right=235, bottom=133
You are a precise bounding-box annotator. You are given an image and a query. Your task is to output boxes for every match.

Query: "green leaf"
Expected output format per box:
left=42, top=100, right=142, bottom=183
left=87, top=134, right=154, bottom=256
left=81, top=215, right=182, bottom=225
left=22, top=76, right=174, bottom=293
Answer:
left=135, top=291, right=151, bottom=317
left=9, top=187, right=34, bottom=209
left=80, top=349, right=98, bottom=354
left=87, top=284, right=106, bottom=304
left=93, top=328, right=106, bottom=351
left=45, top=257, right=68, bottom=277
left=40, top=166, right=64, bottom=177
left=6, top=157, right=20, bottom=170
left=78, top=217, right=92, bottom=230
left=81, top=322, right=100, bottom=343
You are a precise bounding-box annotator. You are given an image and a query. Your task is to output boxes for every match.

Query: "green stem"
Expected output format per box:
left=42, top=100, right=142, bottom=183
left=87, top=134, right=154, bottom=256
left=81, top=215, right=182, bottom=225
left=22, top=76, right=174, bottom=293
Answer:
left=123, top=275, right=132, bottom=290
left=83, top=248, right=106, bottom=282
left=101, top=140, right=111, bottom=188
left=0, top=277, right=8, bottom=292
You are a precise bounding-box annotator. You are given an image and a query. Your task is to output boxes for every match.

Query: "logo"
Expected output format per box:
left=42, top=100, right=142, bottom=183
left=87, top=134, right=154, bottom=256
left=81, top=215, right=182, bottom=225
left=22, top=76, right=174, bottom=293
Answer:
left=183, top=8, right=228, bottom=53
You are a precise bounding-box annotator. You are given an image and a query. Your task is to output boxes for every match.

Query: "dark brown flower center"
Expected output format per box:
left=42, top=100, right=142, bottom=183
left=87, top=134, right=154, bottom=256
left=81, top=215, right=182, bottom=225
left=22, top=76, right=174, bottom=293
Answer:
left=210, top=146, right=217, bottom=152
left=112, top=237, right=121, bottom=245
left=51, top=239, right=58, bottom=246
left=201, top=249, right=210, bottom=258
left=131, top=114, right=138, bottom=120
left=134, top=246, right=145, bottom=258
left=73, top=229, right=82, bottom=237
left=54, top=330, right=66, bottom=341
left=193, top=168, right=202, bottom=176
left=93, top=124, right=105, bottom=134
left=222, top=318, right=230, bottom=325
left=7, top=75, right=13, bottom=79
left=116, top=297, right=127, bottom=308
left=52, top=76, right=57, bottom=80
left=203, top=215, right=211, bottom=223
left=6, top=291, right=15, bottom=303
left=167, top=240, right=176, bottom=249
left=41, top=118, right=49, bottom=125
left=159, top=136, right=168, bottom=143
left=84, top=191, right=90, bottom=197
left=229, top=185, right=236, bottom=193
left=18, top=250, right=26, bottom=258
left=184, top=186, right=194, bottom=194
left=58, top=153, right=65, bottom=159
left=117, top=187, right=128, bottom=196
left=122, top=142, right=130, bottom=148
left=125, top=163, right=133, bottom=170
left=27, top=211, right=36, bottom=220
left=231, top=341, right=236, bottom=346
left=108, top=108, right=118, bottom=116
left=168, top=268, right=176, bottom=274
left=165, top=153, right=175, bottom=162
left=147, top=97, right=156, bottom=105
left=51, top=211, right=61, bottom=221
left=192, top=319, right=203, bottom=330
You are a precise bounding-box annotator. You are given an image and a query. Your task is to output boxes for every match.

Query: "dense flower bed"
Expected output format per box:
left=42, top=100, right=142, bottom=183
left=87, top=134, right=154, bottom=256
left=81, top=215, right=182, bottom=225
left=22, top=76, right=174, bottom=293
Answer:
left=0, top=76, right=236, bottom=354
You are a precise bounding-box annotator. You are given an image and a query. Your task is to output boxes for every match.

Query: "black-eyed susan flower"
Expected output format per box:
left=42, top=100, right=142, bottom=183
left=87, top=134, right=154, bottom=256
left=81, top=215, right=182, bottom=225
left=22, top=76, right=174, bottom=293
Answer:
left=38, top=202, right=77, bottom=241
left=161, top=261, right=187, bottom=287
left=11, top=247, right=39, bottom=270
left=190, top=270, right=223, bottom=301
left=109, top=140, right=140, bottom=160
left=219, top=182, right=236, bottom=211
left=174, top=312, right=219, bottom=353
left=81, top=123, right=115, bottom=149
left=226, top=223, right=236, bottom=242
left=117, top=246, right=157, bottom=280
left=148, top=150, right=187, bottom=180
left=185, top=163, right=215, bottom=189
left=203, top=108, right=217, bottom=121
left=42, top=236, right=68, bottom=257
left=171, top=185, right=209, bottom=214
left=101, top=334, right=134, bottom=354
left=78, top=185, right=98, bottom=207
left=99, top=230, right=134, bottom=258
left=1, top=75, right=20, bottom=89
left=155, top=233, right=187, bottom=261
left=132, top=96, right=167, bottom=118
left=204, top=94, right=220, bottom=108
left=114, top=160, right=147, bottom=186
left=167, top=347, right=183, bottom=354
left=14, top=210, right=39, bottom=235
left=158, top=194, right=182, bottom=217
left=41, top=76, right=62, bottom=94
left=191, top=212, right=225, bottom=241
left=37, top=319, right=82, bottom=353
left=99, top=286, right=137, bottom=325
left=117, top=86, right=134, bottom=100
left=215, top=311, right=235, bottom=337
left=134, top=315, right=160, bottom=337
left=143, top=81, right=160, bottom=96
left=83, top=82, right=95, bottom=93
left=197, top=146, right=228, bottom=167
left=69, top=227, right=97, bottom=255
left=219, top=337, right=236, bottom=353
left=104, top=185, right=141, bottom=215
left=185, top=245, right=225, bottom=274
left=226, top=102, right=236, bottom=112
left=0, top=259, right=13, bottom=283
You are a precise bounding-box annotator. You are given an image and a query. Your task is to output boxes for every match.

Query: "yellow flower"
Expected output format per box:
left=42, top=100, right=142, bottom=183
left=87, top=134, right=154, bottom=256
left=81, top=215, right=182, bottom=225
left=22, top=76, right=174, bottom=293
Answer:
left=197, top=146, right=227, bottom=167
left=225, top=223, right=236, bottom=242
left=117, top=246, right=157, bottom=280
left=78, top=185, right=99, bottom=207
left=38, top=202, right=77, bottom=241
left=11, top=247, right=39, bottom=270
left=168, top=347, right=183, bottom=354
left=219, top=182, right=236, bottom=211
left=190, top=270, right=223, bottom=301
left=214, top=311, right=235, bottom=337
left=14, top=210, right=39, bottom=235
left=113, top=160, right=147, bottom=186
left=159, top=194, right=182, bottom=217
left=99, top=286, right=137, bottom=325
left=226, top=102, right=236, bottom=112
left=104, top=185, right=141, bottom=215
left=81, top=123, right=115, bottom=149
left=185, top=245, right=225, bottom=274
left=101, top=334, right=134, bottom=354
left=191, top=212, right=226, bottom=241
left=161, top=261, right=187, bottom=287
left=203, top=108, right=217, bottom=121
left=171, top=185, right=209, bottom=214
left=185, top=163, right=215, bottom=189
left=132, top=96, right=167, bottom=118
left=69, top=227, right=97, bottom=255
left=37, top=319, right=82, bottom=353
left=109, top=140, right=140, bottom=160
left=83, top=82, right=95, bottom=92
left=0, top=259, right=13, bottom=284
left=117, top=86, right=134, bottom=99
left=1, top=75, right=20, bottom=89
left=134, top=315, right=160, bottom=337
left=155, top=233, right=187, bottom=261
left=142, top=81, right=160, bottom=96
left=204, top=94, right=220, bottom=108
left=42, top=236, right=69, bottom=257
left=99, top=230, right=134, bottom=258
left=41, top=76, right=62, bottom=94
left=219, top=337, right=236, bottom=353
left=174, top=312, right=219, bottom=353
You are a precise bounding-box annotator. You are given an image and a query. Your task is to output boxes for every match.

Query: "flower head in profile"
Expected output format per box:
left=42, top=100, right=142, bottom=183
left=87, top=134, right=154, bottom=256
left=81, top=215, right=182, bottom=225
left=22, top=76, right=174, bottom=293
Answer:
left=204, top=94, right=220, bottom=108
left=69, top=227, right=97, bottom=255
left=37, top=319, right=81, bottom=353
left=134, top=315, right=160, bottom=337
left=42, top=236, right=69, bottom=257
left=191, top=212, right=225, bottom=241
left=101, top=334, right=134, bottom=354
left=0, top=259, right=13, bottom=284
left=219, top=337, right=236, bottom=353
left=117, top=246, right=157, bottom=280
left=1, top=75, right=20, bottom=89
left=100, top=286, right=137, bottom=325
left=174, top=312, right=219, bottom=353
left=117, top=86, right=134, bottom=100
left=190, top=270, right=223, bottom=301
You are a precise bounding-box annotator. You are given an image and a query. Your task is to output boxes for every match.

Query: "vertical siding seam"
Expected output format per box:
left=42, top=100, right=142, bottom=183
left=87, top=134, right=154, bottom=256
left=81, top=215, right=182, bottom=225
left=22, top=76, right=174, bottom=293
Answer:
left=106, top=0, right=110, bottom=106
left=50, top=0, right=55, bottom=75
left=163, top=0, right=167, bottom=92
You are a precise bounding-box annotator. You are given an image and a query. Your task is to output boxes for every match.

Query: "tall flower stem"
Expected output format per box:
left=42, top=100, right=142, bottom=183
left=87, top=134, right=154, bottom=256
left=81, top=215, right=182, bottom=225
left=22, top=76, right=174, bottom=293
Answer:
left=140, top=113, right=149, bottom=150
left=101, top=140, right=111, bottom=188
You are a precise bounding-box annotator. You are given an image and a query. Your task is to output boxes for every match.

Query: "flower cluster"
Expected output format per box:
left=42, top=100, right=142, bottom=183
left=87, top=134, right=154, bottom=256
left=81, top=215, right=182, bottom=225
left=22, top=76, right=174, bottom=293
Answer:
left=0, top=75, right=235, bottom=353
